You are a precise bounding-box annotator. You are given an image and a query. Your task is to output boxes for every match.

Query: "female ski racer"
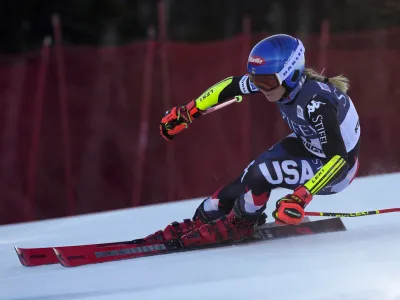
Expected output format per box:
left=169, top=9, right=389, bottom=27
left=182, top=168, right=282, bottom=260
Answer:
left=146, top=34, right=360, bottom=247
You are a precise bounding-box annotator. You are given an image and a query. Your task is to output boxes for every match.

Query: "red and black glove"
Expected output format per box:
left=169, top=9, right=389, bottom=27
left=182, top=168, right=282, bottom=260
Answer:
left=272, top=186, right=313, bottom=225
left=160, top=100, right=202, bottom=141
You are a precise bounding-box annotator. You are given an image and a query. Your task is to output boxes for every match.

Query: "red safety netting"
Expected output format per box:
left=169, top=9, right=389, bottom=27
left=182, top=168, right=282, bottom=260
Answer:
left=0, top=28, right=399, bottom=224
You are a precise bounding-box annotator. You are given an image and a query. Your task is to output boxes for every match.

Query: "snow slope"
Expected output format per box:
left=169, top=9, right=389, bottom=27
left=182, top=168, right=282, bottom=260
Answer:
left=1, top=173, right=400, bottom=300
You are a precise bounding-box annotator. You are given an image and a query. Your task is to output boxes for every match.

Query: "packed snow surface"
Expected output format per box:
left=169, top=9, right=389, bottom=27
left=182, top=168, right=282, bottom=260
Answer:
left=1, top=173, right=400, bottom=300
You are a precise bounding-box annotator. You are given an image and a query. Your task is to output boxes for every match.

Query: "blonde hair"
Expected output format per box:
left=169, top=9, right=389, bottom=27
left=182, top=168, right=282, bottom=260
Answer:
left=304, top=68, right=350, bottom=94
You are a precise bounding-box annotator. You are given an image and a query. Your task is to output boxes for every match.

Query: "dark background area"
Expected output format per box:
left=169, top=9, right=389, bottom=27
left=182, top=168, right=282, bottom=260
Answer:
left=1, top=0, right=400, bottom=54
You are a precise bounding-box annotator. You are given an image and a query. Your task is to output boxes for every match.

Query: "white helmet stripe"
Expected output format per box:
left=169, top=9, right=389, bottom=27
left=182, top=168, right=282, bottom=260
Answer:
left=276, top=40, right=305, bottom=85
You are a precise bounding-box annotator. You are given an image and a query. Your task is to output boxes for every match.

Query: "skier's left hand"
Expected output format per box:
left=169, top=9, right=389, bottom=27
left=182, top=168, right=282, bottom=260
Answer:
left=272, top=186, right=313, bottom=225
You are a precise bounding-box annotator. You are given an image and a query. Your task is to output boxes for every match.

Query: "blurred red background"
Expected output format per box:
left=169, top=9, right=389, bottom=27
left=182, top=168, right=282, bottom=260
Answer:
left=0, top=26, right=399, bottom=225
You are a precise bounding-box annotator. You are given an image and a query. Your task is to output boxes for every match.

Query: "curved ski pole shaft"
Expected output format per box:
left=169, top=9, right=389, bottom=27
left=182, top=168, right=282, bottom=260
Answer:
left=305, top=208, right=400, bottom=217
left=202, top=95, right=242, bottom=115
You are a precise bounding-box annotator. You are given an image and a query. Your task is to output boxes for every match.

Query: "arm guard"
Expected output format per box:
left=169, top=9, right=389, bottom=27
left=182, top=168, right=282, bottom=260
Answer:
left=194, top=75, right=259, bottom=110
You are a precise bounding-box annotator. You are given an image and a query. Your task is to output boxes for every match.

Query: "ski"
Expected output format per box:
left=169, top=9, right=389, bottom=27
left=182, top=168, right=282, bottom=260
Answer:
left=15, top=246, right=59, bottom=267
left=53, top=218, right=345, bottom=267
left=15, top=240, right=138, bottom=267
left=15, top=218, right=292, bottom=267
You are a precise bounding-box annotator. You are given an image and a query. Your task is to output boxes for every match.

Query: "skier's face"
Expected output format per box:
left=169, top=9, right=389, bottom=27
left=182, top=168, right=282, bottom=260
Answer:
left=259, top=85, right=286, bottom=103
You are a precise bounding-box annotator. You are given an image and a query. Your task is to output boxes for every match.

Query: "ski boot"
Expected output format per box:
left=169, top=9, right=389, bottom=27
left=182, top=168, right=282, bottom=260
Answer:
left=144, top=200, right=222, bottom=242
left=181, top=201, right=260, bottom=247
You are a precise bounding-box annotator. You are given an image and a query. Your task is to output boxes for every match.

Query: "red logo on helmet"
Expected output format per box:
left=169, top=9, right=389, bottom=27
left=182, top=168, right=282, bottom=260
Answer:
left=248, top=55, right=266, bottom=66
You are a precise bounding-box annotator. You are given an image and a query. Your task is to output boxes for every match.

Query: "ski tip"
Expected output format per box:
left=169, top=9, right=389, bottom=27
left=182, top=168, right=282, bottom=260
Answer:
left=53, top=247, right=70, bottom=267
left=14, top=246, right=29, bottom=267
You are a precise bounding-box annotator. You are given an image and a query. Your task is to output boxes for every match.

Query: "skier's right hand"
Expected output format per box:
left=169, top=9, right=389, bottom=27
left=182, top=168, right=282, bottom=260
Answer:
left=160, top=100, right=202, bottom=141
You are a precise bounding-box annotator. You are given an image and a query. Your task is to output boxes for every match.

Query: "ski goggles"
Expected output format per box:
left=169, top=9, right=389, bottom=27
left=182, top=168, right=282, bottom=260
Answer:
left=249, top=74, right=280, bottom=92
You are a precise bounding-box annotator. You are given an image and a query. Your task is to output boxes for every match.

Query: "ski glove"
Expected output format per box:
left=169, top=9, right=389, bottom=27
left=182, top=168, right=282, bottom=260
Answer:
left=160, top=100, right=202, bottom=141
left=272, top=186, right=313, bottom=225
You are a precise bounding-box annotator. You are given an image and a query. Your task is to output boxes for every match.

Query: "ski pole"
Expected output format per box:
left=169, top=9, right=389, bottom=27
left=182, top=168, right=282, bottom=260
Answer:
left=202, top=95, right=242, bottom=115
left=305, top=208, right=400, bottom=217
